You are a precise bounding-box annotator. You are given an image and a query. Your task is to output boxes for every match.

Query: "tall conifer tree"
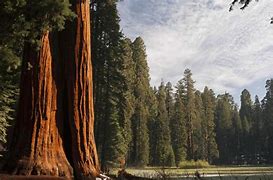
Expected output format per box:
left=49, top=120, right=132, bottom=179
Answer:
left=147, top=87, right=159, bottom=165
left=201, top=87, right=219, bottom=163
left=239, top=89, right=253, bottom=155
left=181, top=69, right=196, bottom=160
left=253, top=95, right=262, bottom=154
left=152, top=82, right=175, bottom=166
left=261, top=79, right=273, bottom=161
left=129, top=37, right=150, bottom=166
left=170, top=81, right=187, bottom=166
left=194, top=91, right=205, bottom=160
left=165, top=82, right=174, bottom=121
left=231, top=106, right=242, bottom=162
left=215, top=93, right=234, bottom=164
left=92, top=0, right=136, bottom=167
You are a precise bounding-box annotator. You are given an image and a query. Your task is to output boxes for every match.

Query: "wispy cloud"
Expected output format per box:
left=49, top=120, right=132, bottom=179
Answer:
left=117, top=0, right=273, bottom=102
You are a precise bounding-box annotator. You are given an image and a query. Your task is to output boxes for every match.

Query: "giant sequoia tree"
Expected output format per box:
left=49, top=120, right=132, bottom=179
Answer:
left=3, top=0, right=100, bottom=178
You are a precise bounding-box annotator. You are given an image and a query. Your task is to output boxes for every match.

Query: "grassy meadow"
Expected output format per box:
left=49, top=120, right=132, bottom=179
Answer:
left=110, top=166, right=273, bottom=179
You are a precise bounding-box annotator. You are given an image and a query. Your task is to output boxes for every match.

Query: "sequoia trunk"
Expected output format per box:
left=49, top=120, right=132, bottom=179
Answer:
left=5, top=0, right=100, bottom=179
left=60, top=0, right=100, bottom=178
left=5, top=32, right=73, bottom=177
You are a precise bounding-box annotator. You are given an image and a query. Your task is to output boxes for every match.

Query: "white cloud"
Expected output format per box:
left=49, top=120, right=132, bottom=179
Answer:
left=118, top=0, right=273, bottom=102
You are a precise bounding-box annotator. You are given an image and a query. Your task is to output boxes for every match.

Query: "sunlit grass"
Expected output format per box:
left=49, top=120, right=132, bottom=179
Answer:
left=179, top=160, right=210, bottom=169
left=109, top=165, right=273, bottom=179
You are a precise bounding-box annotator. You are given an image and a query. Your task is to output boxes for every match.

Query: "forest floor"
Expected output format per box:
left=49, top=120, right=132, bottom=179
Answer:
left=109, top=166, right=273, bottom=179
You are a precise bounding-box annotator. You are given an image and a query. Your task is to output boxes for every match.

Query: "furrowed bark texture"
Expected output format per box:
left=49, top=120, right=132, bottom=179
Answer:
left=63, top=0, right=100, bottom=178
left=5, top=0, right=100, bottom=178
left=5, top=32, right=73, bottom=177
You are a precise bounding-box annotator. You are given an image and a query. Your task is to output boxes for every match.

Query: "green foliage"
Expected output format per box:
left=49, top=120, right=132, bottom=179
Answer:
left=117, top=38, right=136, bottom=158
left=178, top=160, right=210, bottom=169
left=170, top=82, right=187, bottom=166
left=151, top=82, right=175, bottom=166
left=92, top=0, right=137, bottom=167
left=147, top=87, right=159, bottom=165
left=261, top=79, right=273, bottom=159
left=215, top=93, right=236, bottom=163
left=0, top=0, right=74, bottom=153
left=230, top=106, right=242, bottom=160
left=193, top=91, right=205, bottom=160
left=181, top=69, right=196, bottom=160
left=252, top=96, right=262, bottom=153
left=102, top=38, right=136, bottom=166
left=104, top=109, right=127, bottom=167
left=239, top=89, right=253, bottom=128
left=165, top=82, right=174, bottom=120
left=91, top=0, right=273, bottom=166
left=0, top=48, right=20, bottom=144
left=129, top=37, right=151, bottom=167
left=201, top=87, right=219, bottom=163
left=0, top=90, right=13, bottom=144
left=239, top=89, right=255, bottom=156
left=0, top=0, right=75, bottom=48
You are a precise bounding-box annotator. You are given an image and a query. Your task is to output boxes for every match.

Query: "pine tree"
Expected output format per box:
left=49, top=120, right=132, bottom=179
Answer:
left=215, top=93, right=234, bottom=164
left=181, top=68, right=196, bottom=160
left=261, top=79, right=273, bottom=161
left=170, top=81, right=187, bottom=166
left=201, top=87, right=219, bottom=163
left=130, top=37, right=150, bottom=166
left=102, top=37, right=136, bottom=166
left=239, top=89, right=253, bottom=155
left=253, top=95, right=262, bottom=155
left=147, top=87, right=159, bottom=165
left=151, top=82, right=175, bottom=166
left=91, top=0, right=135, bottom=168
left=165, top=82, right=174, bottom=121
left=231, top=106, right=242, bottom=163
left=117, top=38, right=136, bottom=162
left=101, top=37, right=136, bottom=167
left=194, top=90, right=205, bottom=160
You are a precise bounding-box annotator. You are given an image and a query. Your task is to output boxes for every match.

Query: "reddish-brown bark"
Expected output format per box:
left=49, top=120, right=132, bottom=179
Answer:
left=62, top=0, right=100, bottom=178
left=5, top=0, right=100, bottom=179
left=5, top=32, right=73, bottom=178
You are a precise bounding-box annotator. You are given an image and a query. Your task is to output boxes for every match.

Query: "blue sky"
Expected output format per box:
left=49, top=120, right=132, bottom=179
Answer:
left=117, top=0, right=273, bottom=104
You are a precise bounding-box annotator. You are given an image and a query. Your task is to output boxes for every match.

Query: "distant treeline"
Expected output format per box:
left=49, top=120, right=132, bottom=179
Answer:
left=91, top=0, right=273, bottom=168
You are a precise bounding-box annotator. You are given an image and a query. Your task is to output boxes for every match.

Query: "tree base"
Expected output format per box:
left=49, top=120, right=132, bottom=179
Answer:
left=5, top=157, right=73, bottom=178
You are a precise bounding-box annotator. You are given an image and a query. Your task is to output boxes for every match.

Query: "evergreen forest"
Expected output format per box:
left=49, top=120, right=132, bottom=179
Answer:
left=0, top=0, right=273, bottom=178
